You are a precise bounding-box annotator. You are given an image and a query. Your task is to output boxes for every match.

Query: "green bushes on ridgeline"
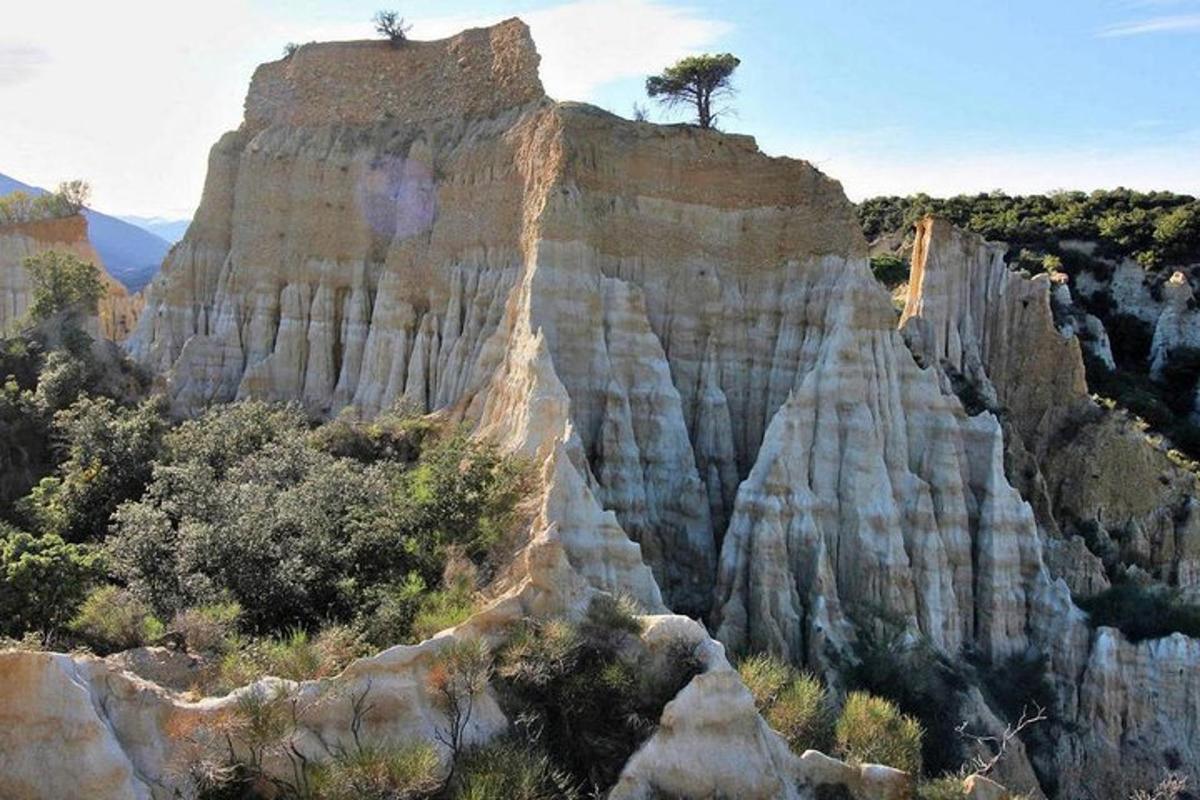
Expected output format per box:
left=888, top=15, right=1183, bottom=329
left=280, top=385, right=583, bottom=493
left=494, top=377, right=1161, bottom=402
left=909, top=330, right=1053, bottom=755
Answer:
left=857, top=189, right=1200, bottom=270
left=0, top=181, right=90, bottom=226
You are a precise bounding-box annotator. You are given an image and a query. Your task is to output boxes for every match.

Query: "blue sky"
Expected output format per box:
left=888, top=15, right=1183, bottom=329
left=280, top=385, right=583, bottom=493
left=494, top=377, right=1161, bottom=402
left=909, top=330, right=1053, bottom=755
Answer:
left=2, top=0, right=1197, bottom=216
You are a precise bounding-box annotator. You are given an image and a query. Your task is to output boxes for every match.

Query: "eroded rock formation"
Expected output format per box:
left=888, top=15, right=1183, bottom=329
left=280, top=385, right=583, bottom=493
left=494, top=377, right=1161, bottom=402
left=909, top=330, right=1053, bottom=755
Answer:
left=900, top=217, right=1200, bottom=795
left=3, top=19, right=1197, bottom=800
left=0, top=215, right=143, bottom=341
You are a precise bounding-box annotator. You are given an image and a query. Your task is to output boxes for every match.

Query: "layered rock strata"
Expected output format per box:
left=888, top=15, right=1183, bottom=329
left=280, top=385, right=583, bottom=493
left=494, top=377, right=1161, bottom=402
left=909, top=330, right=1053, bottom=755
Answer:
left=899, top=218, right=1200, bottom=795
left=2, top=19, right=1195, bottom=800
left=0, top=215, right=143, bottom=340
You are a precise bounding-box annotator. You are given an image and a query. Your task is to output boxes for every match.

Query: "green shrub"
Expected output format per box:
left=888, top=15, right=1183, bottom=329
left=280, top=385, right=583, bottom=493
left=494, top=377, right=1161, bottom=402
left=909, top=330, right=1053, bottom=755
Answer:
left=737, top=654, right=834, bottom=754
left=309, top=740, right=442, bottom=799
left=870, top=254, right=909, bottom=287
left=410, top=583, right=476, bottom=643
left=23, top=250, right=104, bottom=323
left=213, top=625, right=367, bottom=690
left=357, top=572, right=428, bottom=648
left=738, top=653, right=794, bottom=709
left=69, top=585, right=164, bottom=652
left=846, top=618, right=968, bottom=775
left=106, top=405, right=528, bottom=637
left=1076, top=582, right=1200, bottom=641
left=0, top=525, right=100, bottom=638
left=451, top=737, right=580, bottom=800
left=310, top=404, right=436, bottom=465
left=170, top=601, right=242, bottom=655
left=27, top=395, right=165, bottom=542
left=835, top=691, right=923, bottom=776
left=493, top=596, right=699, bottom=795
left=917, top=775, right=966, bottom=800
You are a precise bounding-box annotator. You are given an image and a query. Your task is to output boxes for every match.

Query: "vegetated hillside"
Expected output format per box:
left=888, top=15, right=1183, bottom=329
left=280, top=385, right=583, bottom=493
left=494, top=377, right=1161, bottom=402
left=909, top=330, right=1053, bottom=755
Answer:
left=860, top=190, right=1200, bottom=461
left=0, top=173, right=169, bottom=292
left=859, top=189, right=1200, bottom=273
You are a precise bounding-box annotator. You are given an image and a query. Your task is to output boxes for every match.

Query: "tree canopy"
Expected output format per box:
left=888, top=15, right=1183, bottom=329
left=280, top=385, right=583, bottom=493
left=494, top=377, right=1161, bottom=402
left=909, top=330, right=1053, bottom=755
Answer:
left=23, top=251, right=105, bottom=323
left=645, top=53, right=741, bottom=130
left=373, top=9, right=412, bottom=45
left=0, top=181, right=91, bottom=226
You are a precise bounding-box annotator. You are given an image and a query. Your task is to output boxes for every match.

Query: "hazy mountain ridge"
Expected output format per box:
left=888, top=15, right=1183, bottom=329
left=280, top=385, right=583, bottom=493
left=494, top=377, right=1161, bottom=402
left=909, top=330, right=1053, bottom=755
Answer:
left=0, top=172, right=168, bottom=292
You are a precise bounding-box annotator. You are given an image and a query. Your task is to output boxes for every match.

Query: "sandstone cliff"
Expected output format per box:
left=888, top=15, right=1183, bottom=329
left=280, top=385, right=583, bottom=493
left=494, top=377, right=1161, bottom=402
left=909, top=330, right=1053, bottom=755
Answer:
left=900, top=218, right=1200, bottom=794
left=3, top=19, right=1195, bottom=800
left=0, top=215, right=143, bottom=341
left=902, top=219, right=1200, bottom=597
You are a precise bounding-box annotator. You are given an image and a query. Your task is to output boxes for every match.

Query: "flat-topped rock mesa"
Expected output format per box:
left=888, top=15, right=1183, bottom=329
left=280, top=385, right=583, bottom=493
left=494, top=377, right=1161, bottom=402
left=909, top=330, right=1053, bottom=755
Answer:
left=244, top=19, right=545, bottom=129
left=1, top=214, right=143, bottom=341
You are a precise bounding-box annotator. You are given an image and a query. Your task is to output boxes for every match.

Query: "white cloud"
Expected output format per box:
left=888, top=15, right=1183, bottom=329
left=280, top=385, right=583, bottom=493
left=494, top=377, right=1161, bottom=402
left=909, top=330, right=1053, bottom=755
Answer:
left=525, top=0, right=731, bottom=99
left=0, top=43, right=49, bottom=87
left=1098, top=13, right=1200, bottom=36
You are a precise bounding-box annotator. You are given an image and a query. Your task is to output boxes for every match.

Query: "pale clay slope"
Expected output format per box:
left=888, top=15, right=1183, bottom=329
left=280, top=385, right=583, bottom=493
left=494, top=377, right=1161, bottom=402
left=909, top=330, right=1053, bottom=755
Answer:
left=3, top=18, right=1198, bottom=800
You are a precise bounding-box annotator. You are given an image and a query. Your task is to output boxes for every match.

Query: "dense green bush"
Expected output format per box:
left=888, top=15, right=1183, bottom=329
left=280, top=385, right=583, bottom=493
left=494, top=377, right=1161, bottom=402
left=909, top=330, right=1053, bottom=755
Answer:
left=451, top=737, right=580, bottom=800
left=170, top=601, right=242, bottom=655
left=0, top=337, right=107, bottom=515
left=835, top=691, right=923, bottom=776
left=69, top=585, right=164, bottom=653
left=870, top=254, right=909, bottom=288
left=846, top=619, right=969, bottom=775
left=102, top=402, right=525, bottom=640
left=1076, top=581, right=1200, bottom=641
left=24, top=396, right=166, bottom=542
left=0, top=523, right=100, bottom=639
left=309, top=741, right=442, bottom=800
left=494, top=596, right=698, bottom=795
left=858, top=189, right=1200, bottom=270
left=24, top=250, right=104, bottom=323
left=738, top=653, right=834, bottom=754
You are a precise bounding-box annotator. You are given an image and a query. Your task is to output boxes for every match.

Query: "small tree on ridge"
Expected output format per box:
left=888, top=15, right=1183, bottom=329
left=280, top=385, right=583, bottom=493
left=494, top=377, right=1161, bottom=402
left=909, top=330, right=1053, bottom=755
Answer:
left=646, top=53, right=741, bottom=129
left=373, top=10, right=412, bottom=46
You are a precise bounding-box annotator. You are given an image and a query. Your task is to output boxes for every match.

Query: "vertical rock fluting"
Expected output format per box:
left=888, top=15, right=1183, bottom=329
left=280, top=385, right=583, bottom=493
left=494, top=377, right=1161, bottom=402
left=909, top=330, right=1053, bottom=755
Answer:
left=901, top=218, right=1200, bottom=797
left=46, top=20, right=1185, bottom=800
left=0, top=215, right=143, bottom=340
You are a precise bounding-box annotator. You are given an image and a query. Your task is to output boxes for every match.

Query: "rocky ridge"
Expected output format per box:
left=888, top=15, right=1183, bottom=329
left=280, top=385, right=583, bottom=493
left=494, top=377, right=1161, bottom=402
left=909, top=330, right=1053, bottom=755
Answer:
left=900, top=218, right=1200, bottom=794
left=2, top=19, right=1197, bottom=800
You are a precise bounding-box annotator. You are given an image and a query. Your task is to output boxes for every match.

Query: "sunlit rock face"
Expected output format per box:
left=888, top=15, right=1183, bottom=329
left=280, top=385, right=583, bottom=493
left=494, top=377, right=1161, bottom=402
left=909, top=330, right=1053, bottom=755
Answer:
left=17, top=17, right=1179, bottom=800
left=900, top=218, right=1200, bottom=598
left=900, top=218, right=1200, bottom=797
left=0, top=215, right=142, bottom=340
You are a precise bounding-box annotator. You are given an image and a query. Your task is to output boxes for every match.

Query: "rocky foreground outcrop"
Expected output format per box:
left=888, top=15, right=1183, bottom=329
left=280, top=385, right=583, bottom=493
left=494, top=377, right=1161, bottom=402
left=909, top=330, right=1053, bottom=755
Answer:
left=4, top=19, right=1198, bottom=800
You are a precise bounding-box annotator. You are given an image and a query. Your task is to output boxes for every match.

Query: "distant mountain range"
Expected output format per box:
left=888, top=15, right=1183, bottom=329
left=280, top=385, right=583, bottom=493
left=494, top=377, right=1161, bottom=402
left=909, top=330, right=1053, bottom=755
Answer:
left=0, top=172, right=180, bottom=292
left=116, top=215, right=191, bottom=245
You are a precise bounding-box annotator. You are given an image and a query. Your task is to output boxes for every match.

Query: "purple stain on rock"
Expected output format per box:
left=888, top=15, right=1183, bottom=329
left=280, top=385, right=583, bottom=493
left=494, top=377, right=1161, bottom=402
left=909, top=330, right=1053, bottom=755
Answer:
left=355, top=155, right=437, bottom=241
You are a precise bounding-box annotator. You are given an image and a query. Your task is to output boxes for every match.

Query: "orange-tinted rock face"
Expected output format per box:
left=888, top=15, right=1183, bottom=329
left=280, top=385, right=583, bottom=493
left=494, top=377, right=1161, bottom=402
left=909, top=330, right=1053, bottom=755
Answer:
left=0, top=215, right=143, bottom=341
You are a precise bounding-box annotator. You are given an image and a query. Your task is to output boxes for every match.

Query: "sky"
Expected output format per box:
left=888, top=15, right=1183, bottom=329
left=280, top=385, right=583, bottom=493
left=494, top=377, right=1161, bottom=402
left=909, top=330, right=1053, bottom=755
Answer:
left=1, top=0, right=1198, bottom=218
